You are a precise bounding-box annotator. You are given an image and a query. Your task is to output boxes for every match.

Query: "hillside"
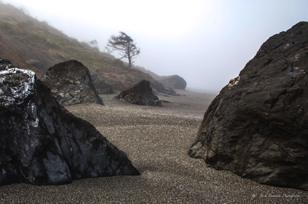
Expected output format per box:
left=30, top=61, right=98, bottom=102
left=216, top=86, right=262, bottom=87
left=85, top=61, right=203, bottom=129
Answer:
left=0, top=2, right=173, bottom=93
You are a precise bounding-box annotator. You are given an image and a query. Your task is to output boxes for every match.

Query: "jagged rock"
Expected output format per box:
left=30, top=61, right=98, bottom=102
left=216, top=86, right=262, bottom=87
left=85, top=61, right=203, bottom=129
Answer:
left=44, top=60, right=103, bottom=106
left=117, top=80, right=161, bottom=106
left=91, top=73, right=114, bottom=94
left=0, top=67, right=139, bottom=185
left=189, top=22, right=308, bottom=190
left=158, top=75, right=187, bottom=90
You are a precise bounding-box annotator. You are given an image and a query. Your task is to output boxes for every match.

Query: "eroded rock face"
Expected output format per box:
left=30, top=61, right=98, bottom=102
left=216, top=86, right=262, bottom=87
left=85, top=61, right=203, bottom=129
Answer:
left=189, top=22, right=308, bottom=190
left=0, top=68, right=139, bottom=185
left=159, top=75, right=187, bottom=90
left=44, top=60, right=103, bottom=106
left=117, top=80, right=161, bottom=106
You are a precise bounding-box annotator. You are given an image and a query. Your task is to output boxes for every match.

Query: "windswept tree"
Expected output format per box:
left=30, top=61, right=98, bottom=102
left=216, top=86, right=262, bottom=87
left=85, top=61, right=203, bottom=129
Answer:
left=106, top=32, right=140, bottom=68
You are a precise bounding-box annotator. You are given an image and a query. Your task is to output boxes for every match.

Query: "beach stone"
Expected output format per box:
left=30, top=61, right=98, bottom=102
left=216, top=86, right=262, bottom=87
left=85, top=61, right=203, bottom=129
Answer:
left=0, top=67, right=139, bottom=185
left=44, top=60, right=103, bottom=106
left=189, top=22, right=308, bottom=190
left=117, top=80, right=161, bottom=106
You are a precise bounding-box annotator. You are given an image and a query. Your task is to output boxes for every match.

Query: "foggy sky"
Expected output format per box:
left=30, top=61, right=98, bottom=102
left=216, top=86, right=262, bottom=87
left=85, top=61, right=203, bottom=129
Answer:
left=3, top=0, right=308, bottom=92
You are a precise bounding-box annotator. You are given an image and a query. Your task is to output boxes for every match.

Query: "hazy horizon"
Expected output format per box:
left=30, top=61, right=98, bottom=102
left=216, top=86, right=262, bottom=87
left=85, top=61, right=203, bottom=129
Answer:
left=2, top=0, right=308, bottom=91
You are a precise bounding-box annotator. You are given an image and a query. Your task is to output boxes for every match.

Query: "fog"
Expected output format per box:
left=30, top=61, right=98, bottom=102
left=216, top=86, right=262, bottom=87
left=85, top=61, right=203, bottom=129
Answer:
left=3, top=0, right=308, bottom=92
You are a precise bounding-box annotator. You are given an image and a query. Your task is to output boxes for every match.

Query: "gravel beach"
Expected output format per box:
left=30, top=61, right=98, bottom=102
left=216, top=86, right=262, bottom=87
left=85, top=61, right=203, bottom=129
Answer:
left=0, top=90, right=307, bottom=204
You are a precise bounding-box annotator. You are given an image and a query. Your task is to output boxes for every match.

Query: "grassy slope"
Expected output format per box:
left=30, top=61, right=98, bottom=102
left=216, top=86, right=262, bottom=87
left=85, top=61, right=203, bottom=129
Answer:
left=0, top=3, right=168, bottom=91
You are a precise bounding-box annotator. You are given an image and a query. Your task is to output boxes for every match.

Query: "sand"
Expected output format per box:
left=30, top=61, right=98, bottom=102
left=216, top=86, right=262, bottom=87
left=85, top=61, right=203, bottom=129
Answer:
left=0, top=90, right=307, bottom=204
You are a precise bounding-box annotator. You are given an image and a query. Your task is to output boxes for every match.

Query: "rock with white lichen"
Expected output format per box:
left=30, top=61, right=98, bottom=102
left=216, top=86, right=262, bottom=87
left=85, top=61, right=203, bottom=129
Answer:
left=0, top=59, right=14, bottom=71
left=189, top=22, right=308, bottom=190
left=0, top=67, right=139, bottom=185
left=44, top=60, right=103, bottom=106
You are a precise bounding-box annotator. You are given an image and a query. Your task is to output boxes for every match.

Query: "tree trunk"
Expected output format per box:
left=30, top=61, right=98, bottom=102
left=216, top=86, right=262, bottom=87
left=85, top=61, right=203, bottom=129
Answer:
left=128, top=50, right=132, bottom=68
left=128, top=57, right=132, bottom=68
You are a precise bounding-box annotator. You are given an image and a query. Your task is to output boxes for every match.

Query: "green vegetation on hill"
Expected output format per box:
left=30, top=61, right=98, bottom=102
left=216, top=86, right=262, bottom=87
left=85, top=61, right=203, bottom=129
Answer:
left=0, top=2, right=172, bottom=93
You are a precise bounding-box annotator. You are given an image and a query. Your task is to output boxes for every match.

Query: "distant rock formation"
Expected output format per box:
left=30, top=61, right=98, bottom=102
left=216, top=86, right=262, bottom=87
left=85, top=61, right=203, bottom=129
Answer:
left=0, top=67, right=139, bottom=185
left=150, top=80, right=176, bottom=96
left=189, top=22, right=308, bottom=190
left=117, top=80, right=161, bottom=106
left=158, top=75, right=187, bottom=90
left=91, top=73, right=114, bottom=94
left=135, top=66, right=186, bottom=91
left=44, top=60, right=103, bottom=106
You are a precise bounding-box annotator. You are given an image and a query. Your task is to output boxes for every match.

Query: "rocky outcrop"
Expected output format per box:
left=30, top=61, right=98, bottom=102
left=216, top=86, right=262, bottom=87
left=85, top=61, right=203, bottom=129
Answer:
left=0, top=67, right=139, bottom=185
left=117, top=80, right=161, bottom=106
left=44, top=60, right=103, bottom=106
left=91, top=73, right=114, bottom=94
left=189, top=22, right=308, bottom=190
left=158, top=75, right=187, bottom=90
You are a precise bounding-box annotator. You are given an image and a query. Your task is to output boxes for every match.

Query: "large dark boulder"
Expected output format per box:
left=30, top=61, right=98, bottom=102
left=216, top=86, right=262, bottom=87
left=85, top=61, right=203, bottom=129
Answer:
left=189, top=22, right=308, bottom=190
left=117, top=80, right=161, bottom=106
left=44, top=60, right=103, bottom=106
left=0, top=67, right=139, bottom=185
left=158, top=75, right=187, bottom=90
